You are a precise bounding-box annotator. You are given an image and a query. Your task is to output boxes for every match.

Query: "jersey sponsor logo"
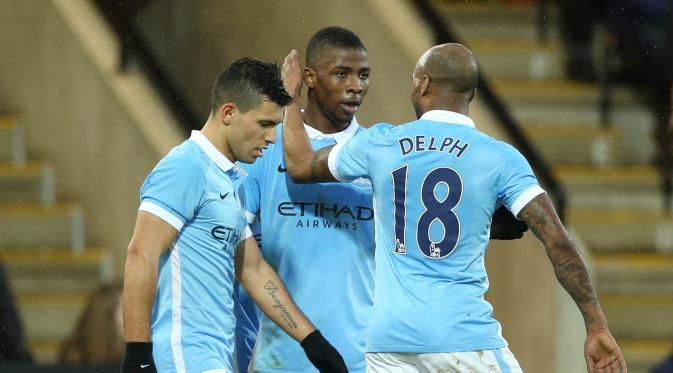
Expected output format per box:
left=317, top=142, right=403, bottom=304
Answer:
left=278, top=201, right=373, bottom=220
left=277, top=201, right=373, bottom=231
left=211, top=224, right=242, bottom=251
left=277, top=163, right=288, bottom=173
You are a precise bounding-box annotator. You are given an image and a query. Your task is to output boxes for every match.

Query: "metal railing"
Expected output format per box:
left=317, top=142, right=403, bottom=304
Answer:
left=92, top=0, right=200, bottom=134
left=412, top=0, right=567, bottom=220
left=597, top=27, right=673, bottom=211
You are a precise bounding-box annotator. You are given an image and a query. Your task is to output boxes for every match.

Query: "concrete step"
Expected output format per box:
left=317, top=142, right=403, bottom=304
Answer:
left=495, top=80, right=655, bottom=164
left=0, top=115, right=26, bottom=164
left=0, top=203, right=85, bottom=249
left=556, top=165, right=659, bottom=189
left=430, top=1, right=558, bottom=42
left=494, top=79, right=650, bottom=124
left=468, top=39, right=564, bottom=80
left=0, top=161, right=55, bottom=204
left=510, top=99, right=654, bottom=132
left=568, top=209, right=673, bottom=252
left=494, top=79, right=637, bottom=107
left=506, top=108, right=652, bottom=144
left=0, top=248, right=111, bottom=293
left=620, top=339, right=673, bottom=373
left=603, top=294, right=673, bottom=340
left=555, top=165, right=662, bottom=210
left=595, top=251, right=673, bottom=294
left=524, top=124, right=623, bottom=165
left=16, top=291, right=88, bottom=340
left=27, top=337, right=61, bottom=365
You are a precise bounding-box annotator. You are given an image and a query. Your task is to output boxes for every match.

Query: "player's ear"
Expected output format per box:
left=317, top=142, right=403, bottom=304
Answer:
left=219, top=102, right=237, bottom=126
left=304, top=67, right=316, bottom=89
left=467, top=87, right=477, bottom=103
left=420, top=75, right=431, bottom=97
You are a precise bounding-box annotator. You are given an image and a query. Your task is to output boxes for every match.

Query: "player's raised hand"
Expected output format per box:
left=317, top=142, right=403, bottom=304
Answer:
left=282, top=49, right=303, bottom=100
left=584, top=329, right=627, bottom=373
left=301, top=330, right=349, bottom=373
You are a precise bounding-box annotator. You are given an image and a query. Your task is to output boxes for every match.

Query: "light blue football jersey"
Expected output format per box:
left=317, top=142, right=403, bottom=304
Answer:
left=328, top=110, right=545, bottom=353
left=239, top=119, right=375, bottom=373
left=139, top=131, right=251, bottom=373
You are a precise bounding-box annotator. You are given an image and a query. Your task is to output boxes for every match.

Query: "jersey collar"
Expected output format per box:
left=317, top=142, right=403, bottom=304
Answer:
left=420, top=110, right=475, bottom=128
left=190, top=130, right=243, bottom=174
left=303, top=116, right=361, bottom=144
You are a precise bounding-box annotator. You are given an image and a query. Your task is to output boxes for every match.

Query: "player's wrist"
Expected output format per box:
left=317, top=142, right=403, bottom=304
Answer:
left=123, top=342, right=153, bottom=360
left=288, top=94, right=300, bottom=105
left=584, top=311, right=609, bottom=334
left=121, top=342, right=156, bottom=372
left=300, top=329, right=322, bottom=348
left=586, top=322, right=610, bottom=335
left=300, top=330, right=348, bottom=373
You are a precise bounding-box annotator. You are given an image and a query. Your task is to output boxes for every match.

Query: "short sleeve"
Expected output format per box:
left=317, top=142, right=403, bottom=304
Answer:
left=328, top=125, right=375, bottom=181
left=241, top=225, right=253, bottom=242
left=139, top=156, right=206, bottom=231
left=497, top=145, right=546, bottom=217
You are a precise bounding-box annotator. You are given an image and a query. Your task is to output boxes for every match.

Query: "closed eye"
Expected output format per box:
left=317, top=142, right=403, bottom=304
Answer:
left=258, top=120, right=277, bottom=128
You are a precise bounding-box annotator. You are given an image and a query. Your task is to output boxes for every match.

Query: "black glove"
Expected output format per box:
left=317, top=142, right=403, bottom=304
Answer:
left=121, top=342, right=157, bottom=373
left=489, top=206, right=528, bottom=240
left=301, top=330, right=348, bottom=373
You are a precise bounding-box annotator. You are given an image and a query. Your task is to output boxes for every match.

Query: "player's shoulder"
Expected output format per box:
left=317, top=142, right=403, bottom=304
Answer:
left=154, top=140, right=209, bottom=179
left=474, top=135, right=532, bottom=176
left=368, top=122, right=396, bottom=131
left=492, top=138, right=525, bottom=160
left=360, top=122, right=397, bottom=139
left=471, top=130, right=522, bottom=156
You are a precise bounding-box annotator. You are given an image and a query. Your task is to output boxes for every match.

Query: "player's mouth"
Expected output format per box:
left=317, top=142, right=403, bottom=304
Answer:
left=340, top=100, right=361, bottom=115
left=255, top=146, right=267, bottom=157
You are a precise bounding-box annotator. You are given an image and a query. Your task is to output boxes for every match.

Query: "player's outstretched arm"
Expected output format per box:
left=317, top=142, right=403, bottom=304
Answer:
left=235, top=237, right=348, bottom=373
left=281, top=49, right=337, bottom=184
left=121, top=212, right=177, bottom=373
left=518, top=194, right=627, bottom=373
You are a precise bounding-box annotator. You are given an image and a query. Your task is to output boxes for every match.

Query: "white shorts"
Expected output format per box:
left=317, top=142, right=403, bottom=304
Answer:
left=365, top=348, right=523, bottom=373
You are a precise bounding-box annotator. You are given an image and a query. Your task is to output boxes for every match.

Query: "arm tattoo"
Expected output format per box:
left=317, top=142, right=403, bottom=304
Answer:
left=520, top=195, right=602, bottom=327
left=264, top=280, right=298, bottom=329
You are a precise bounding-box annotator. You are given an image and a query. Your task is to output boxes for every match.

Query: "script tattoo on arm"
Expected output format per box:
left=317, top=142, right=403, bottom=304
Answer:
left=264, top=280, right=298, bottom=329
left=519, top=194, right=605, bottom=329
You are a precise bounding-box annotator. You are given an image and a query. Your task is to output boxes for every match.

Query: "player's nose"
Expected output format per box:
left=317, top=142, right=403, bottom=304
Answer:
left=265, top=127, right=277, bottom=144
left=347, top=76, right=364, bottom=95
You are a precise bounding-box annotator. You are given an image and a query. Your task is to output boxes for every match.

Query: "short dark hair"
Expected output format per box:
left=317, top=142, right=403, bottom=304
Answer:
left=305, top=26, right=366, bottom=67
left=210, top=58, right=292, bottom=113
